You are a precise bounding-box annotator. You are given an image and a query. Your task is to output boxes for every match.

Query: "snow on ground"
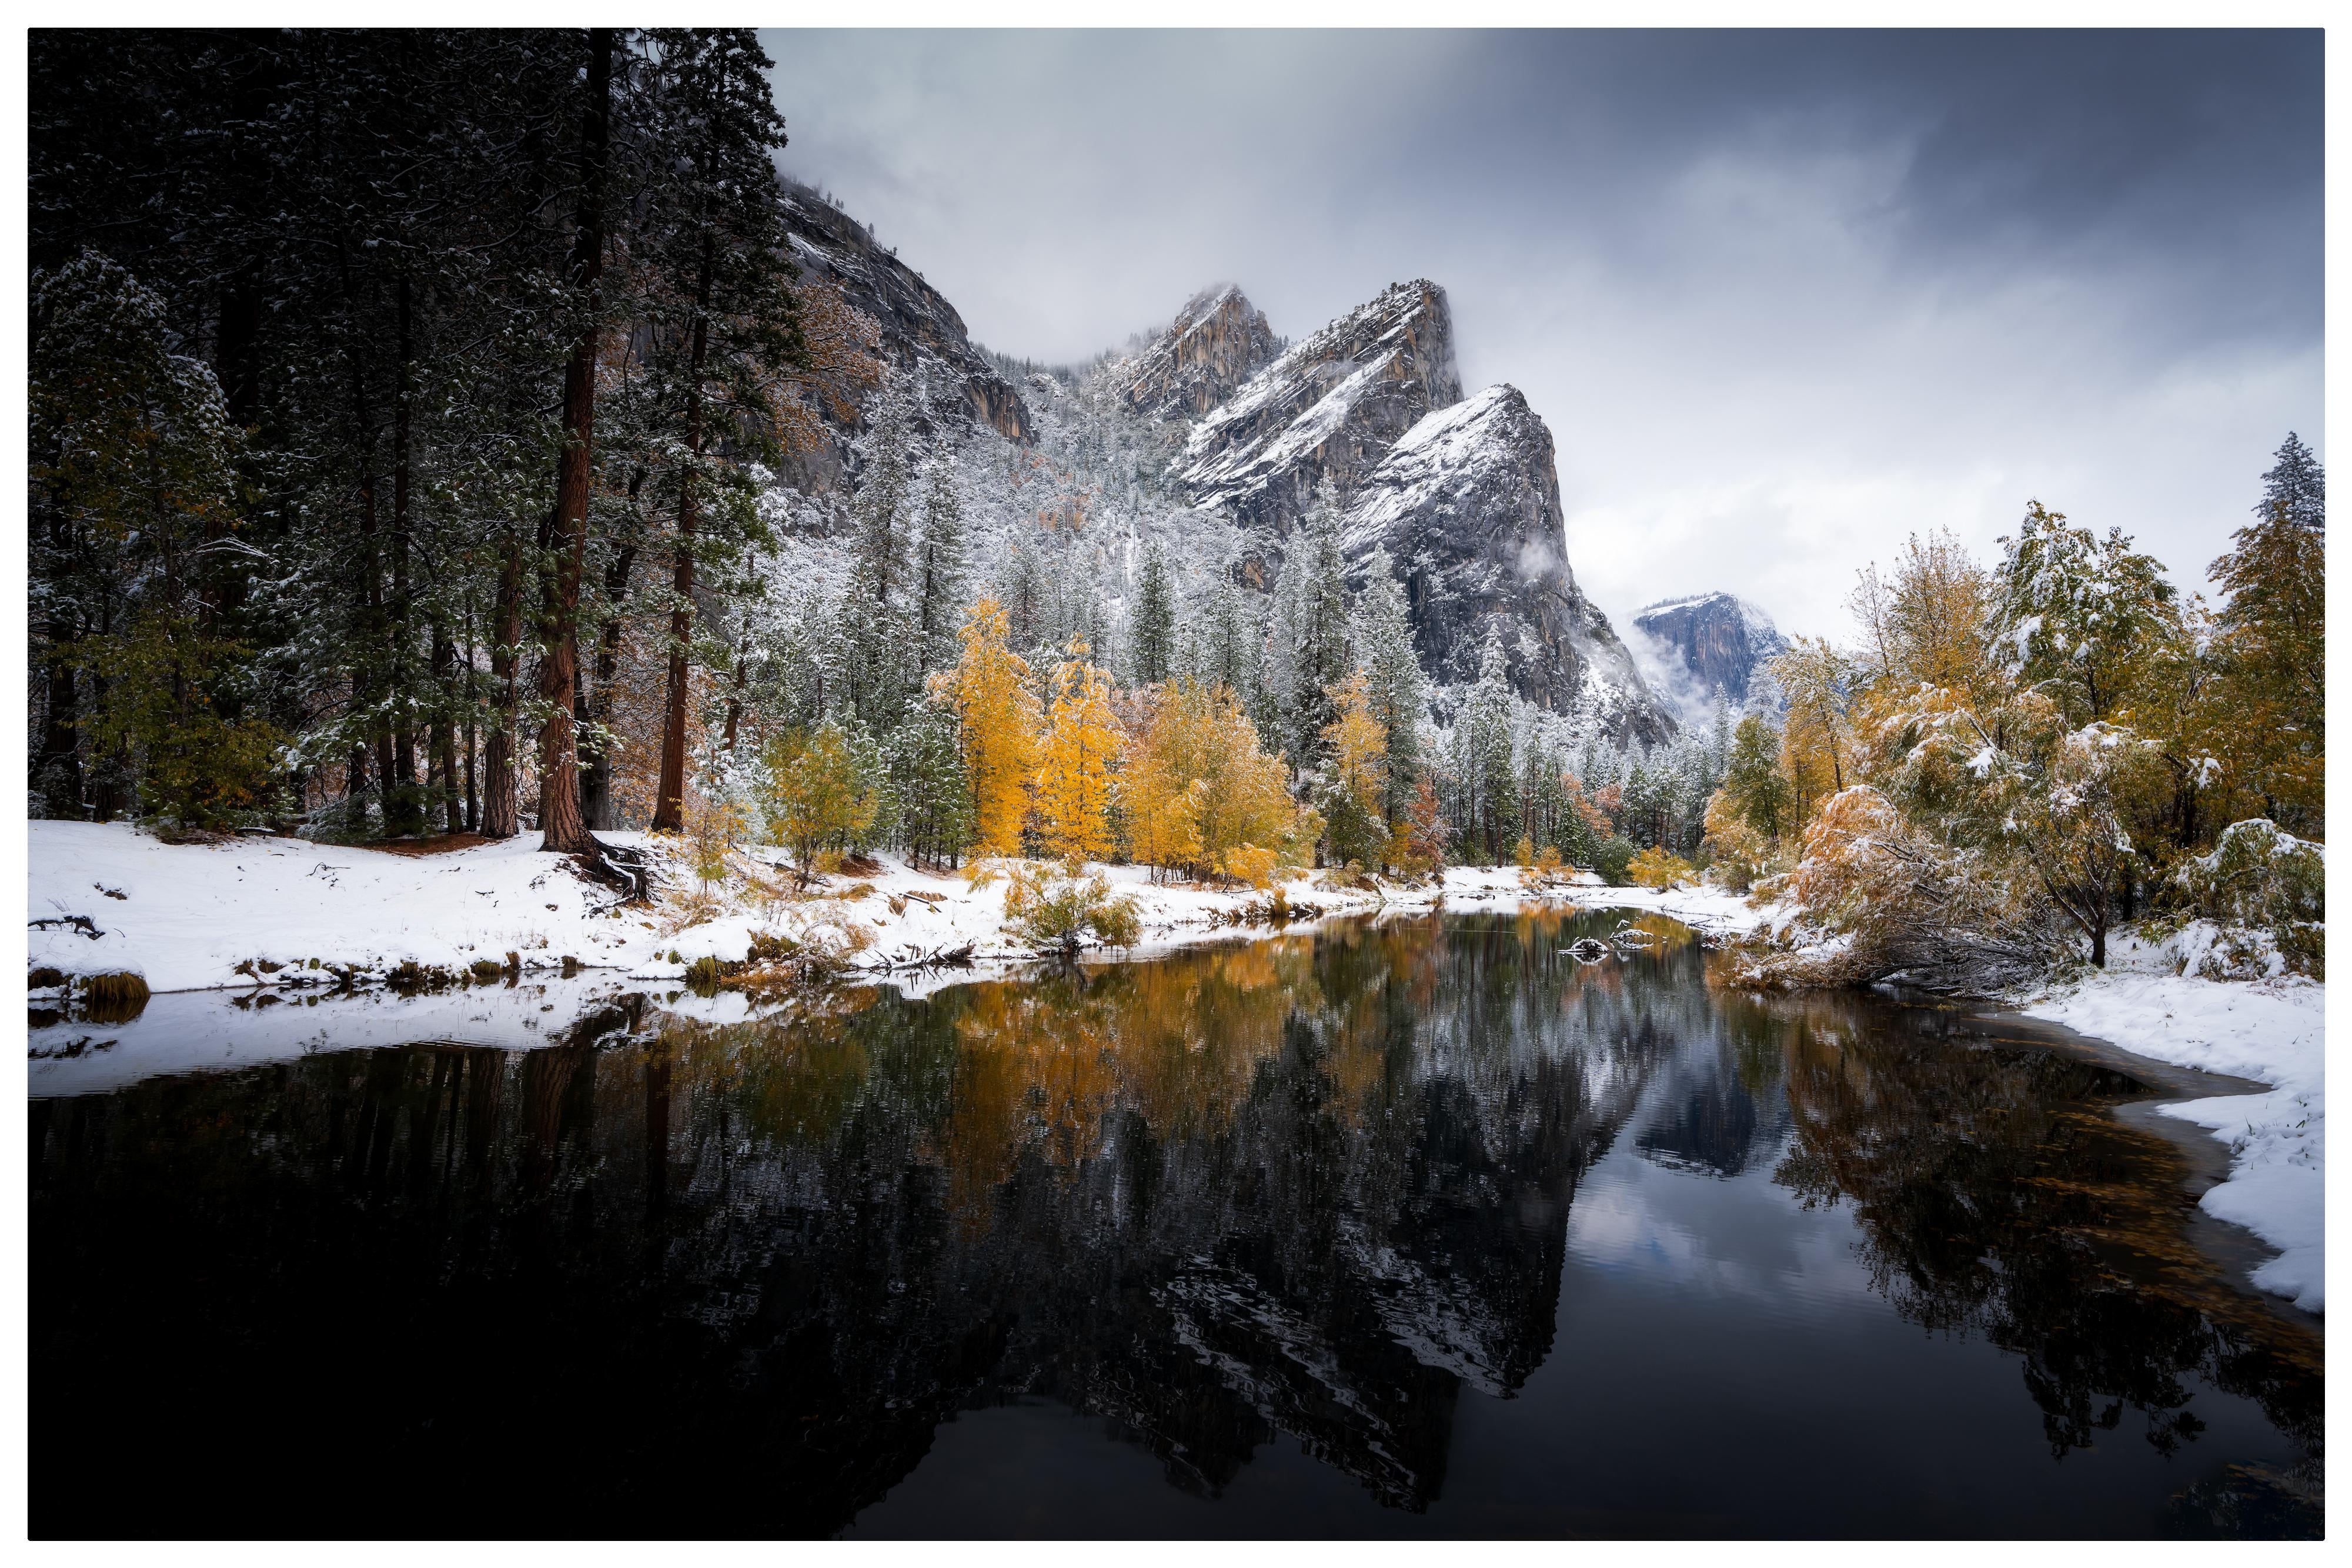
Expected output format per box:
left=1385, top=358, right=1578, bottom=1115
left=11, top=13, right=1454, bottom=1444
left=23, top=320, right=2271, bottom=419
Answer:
left=2019, top=928, right=2325, bottom=1314
left=28, top=821, right=1769, bottom=999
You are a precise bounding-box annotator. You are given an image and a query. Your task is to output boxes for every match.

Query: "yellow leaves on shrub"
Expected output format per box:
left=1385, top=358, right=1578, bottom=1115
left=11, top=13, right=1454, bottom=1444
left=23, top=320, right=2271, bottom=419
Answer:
left=1627, top=845, right=1696, bottom=890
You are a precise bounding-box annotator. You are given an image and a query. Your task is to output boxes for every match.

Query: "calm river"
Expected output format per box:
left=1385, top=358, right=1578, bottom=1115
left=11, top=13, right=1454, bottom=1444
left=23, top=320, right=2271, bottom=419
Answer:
left=30, top=910, right=2323, bottom=1538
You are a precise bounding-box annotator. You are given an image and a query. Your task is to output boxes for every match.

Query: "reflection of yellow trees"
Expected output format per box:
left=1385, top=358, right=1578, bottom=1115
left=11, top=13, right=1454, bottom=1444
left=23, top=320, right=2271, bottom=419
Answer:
left=930, top=941, right=1331, bottom=1218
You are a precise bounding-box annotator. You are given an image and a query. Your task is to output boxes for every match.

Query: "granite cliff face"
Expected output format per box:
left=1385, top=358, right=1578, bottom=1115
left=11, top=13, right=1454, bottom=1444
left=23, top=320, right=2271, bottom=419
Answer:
left=1341, top=387, right=1673, bottom=742
left=777, top=180, right=1032, bottom=490
left=1631, top=592, right=1788, bottom=717
left=1178, top=279, right=1462, bottom=534
left=1112, top=284, right=1279, bottom=422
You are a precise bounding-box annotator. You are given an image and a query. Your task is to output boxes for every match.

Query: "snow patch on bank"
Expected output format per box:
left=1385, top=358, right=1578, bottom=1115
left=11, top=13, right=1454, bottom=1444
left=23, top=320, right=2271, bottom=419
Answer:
left=2019, top=930, right=2324, bottom=1313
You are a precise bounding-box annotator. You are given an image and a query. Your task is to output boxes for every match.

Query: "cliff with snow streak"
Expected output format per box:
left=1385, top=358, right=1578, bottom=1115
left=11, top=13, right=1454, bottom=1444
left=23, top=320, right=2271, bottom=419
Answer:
left=774, top=180, right=1033, bottom=497
left=1112, top=284, right=1279, bottom=422
left=1342, top=387, right=1672, bottom=743
left=1177, top=279, right=1463, bottom=536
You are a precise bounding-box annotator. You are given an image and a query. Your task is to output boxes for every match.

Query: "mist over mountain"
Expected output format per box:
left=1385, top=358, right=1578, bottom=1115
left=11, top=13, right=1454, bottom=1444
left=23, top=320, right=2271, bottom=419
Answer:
left=1628, top=593, right=1790, bottom=724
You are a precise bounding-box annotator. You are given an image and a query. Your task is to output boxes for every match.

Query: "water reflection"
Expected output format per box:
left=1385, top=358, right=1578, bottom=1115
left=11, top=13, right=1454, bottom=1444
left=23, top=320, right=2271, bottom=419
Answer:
left=29, top=911, right=2323, bottom=1539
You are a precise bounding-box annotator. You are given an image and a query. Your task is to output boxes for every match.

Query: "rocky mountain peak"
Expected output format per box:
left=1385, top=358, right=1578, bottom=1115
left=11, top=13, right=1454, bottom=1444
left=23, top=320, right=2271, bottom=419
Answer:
left=1178, top=278, right=1463, bottom=533
left=1631, top=591, right=1789, bottom=717
left=1342, top=384, right=1673, bottom=743
left=1114, top=283, right=1279, bottom=422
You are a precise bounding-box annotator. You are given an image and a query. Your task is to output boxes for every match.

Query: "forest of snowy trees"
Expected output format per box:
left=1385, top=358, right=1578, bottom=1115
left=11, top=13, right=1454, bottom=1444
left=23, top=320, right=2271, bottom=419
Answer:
left=26, top=29, right=2324, bottom=985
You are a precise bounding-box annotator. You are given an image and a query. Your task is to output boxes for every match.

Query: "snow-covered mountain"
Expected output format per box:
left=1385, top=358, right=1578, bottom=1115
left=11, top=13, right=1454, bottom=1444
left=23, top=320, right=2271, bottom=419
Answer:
left=1109, top=283, right=1279, bottom=422
left=761, top=185, right=1676, bottom=743
left=1341, top=386, right=1671, bottom=742
left=774, top=178, right=1033, bottom=496
left=1629, top=592, right=1789, bottom=720
left=1177, top=278, right=1463, bottom=537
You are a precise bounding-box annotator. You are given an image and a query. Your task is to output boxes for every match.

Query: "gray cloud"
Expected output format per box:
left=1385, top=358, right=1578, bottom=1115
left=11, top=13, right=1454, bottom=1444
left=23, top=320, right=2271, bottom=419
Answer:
left=762, top=29, right=2321, bottom=636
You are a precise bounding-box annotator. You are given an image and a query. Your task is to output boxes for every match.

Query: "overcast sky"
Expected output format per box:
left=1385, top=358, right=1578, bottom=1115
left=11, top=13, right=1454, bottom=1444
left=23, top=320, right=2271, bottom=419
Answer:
left=761, top=29, right=2323, bottom=638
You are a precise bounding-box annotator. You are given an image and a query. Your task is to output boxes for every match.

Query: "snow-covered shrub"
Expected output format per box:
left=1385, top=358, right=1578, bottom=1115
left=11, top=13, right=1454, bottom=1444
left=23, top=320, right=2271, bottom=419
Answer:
left=1765, top=785, right=2054, bottom=991
left=2169, top=819, right=2324, bottom=978
left=1003, top=861, right=1141, bottom=952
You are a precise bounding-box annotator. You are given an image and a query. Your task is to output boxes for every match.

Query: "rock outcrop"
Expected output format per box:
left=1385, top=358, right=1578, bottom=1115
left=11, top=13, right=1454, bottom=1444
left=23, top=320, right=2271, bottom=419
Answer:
left=777, top=180, right=1033, bottom=467
left=1631, top=592, right=1788, bottom=716
left=1341, top=386, right=1675, bottom=743
left=1178, top=279, right=1462, bottom=534
left=1112, top=284, right=1279, bottom=422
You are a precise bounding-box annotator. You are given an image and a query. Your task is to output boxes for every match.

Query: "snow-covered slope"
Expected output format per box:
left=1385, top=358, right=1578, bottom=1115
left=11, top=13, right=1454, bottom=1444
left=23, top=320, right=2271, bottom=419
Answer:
left=1342, top=386, right=1673, bottom=741
left=1178, top=278, right=1462, bottom=537
left=1110, top=283, right=1279, bottom=422
left=1630, top=591, right=1789, bottom=720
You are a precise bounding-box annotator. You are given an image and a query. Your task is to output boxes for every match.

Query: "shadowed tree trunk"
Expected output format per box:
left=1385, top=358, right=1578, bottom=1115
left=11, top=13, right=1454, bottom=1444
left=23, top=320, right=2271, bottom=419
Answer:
left=431, top=622, right=462, bottom=832
left=579, top=540, right=636, bottom=831
left=650, top=235, right=717, bottom=834
left=535, top=28, right=614, bottom=857
left=481, top=524, right=523, bottom=838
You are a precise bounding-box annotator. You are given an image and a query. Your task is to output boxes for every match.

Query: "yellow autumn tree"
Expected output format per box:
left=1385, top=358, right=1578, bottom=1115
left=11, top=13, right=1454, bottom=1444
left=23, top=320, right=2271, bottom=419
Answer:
left=1125, top=680, right=1312, bottom=884
left=1125, top=692, right=1207, bottom=882
left=936, top=596, right=1040, bottom=857
left=1035, top=638, right=1122, bottom=864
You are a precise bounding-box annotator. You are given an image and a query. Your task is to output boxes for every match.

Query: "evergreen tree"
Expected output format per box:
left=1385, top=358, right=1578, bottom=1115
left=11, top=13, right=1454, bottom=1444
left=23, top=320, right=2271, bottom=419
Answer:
left=840, top=386, right=918, bottom=728
left=642, top=26, right=805, bottom=832
left=888, top=700, right=973, bottom=868
left=1453, top=631, right=1520, bottom=862
left=1281, top=482, right=1354, bottom=768
left=1130, top=540, right=1175, bottom=686
left=30, top=250, right=279, bottom=828
left=1994, top=502, right=2177, bottom=726
left=2210, top=443, right=2326, bottom=831
left=911, top=452, right=967, bottom=679
left=1351, top=547, right=1426, bottom=827
left=2256, top=431, right=2325, bottom=533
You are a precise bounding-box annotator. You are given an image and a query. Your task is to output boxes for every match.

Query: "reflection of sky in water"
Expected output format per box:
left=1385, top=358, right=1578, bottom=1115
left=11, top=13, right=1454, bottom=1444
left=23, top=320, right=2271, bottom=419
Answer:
left=1568, top=1032, right=1870, bottom=1310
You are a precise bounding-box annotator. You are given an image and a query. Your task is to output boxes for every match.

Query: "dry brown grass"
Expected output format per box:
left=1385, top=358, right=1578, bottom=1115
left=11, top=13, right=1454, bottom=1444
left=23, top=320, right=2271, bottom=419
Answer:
left=361, top=833, right=496, bottom=858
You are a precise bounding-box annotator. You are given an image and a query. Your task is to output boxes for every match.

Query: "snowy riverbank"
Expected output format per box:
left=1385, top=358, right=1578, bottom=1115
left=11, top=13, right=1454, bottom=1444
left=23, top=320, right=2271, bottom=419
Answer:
left=29, top=821, right=2314, bottom=1313
left=27, top=820, right=1763, bottom=998
left=2016, top=932, right=2326, bottom=1315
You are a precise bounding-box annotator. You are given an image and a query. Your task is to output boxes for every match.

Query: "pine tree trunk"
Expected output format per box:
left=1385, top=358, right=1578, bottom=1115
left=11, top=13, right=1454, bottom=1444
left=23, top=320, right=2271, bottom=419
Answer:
left=534, top=29, right=614, bottom=858
left=721, top=647, right=749, bottom=751
left=481, top=527, right=523, bottom=838
left=37, top=640, right=82, bottom=815
left=388, top=273, right=420, bottom=835
left=579, top=543, right=635, bottom=831
left=651, top=235, right=716, bottom=834
left=431, top=623, right=462, bottom=833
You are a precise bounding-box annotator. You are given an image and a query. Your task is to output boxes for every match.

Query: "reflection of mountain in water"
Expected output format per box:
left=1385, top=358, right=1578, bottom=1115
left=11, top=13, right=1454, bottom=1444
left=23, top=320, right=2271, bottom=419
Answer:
left=1632, top=1035, right=1790, bottom=1179
left=34, top=912, right=1682, bottom=1532
left=29, top=912, right=2324, bottom=1539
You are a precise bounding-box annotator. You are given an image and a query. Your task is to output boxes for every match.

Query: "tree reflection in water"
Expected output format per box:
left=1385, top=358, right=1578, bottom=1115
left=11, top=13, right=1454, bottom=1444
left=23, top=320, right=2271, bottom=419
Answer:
left=30, top=911, right=2322, bottom=1538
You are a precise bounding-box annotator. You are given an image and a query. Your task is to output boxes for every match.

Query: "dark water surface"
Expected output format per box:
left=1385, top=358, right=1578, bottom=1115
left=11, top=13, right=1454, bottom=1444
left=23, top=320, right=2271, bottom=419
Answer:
left=31, top=911, right=2323, bottom=1538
